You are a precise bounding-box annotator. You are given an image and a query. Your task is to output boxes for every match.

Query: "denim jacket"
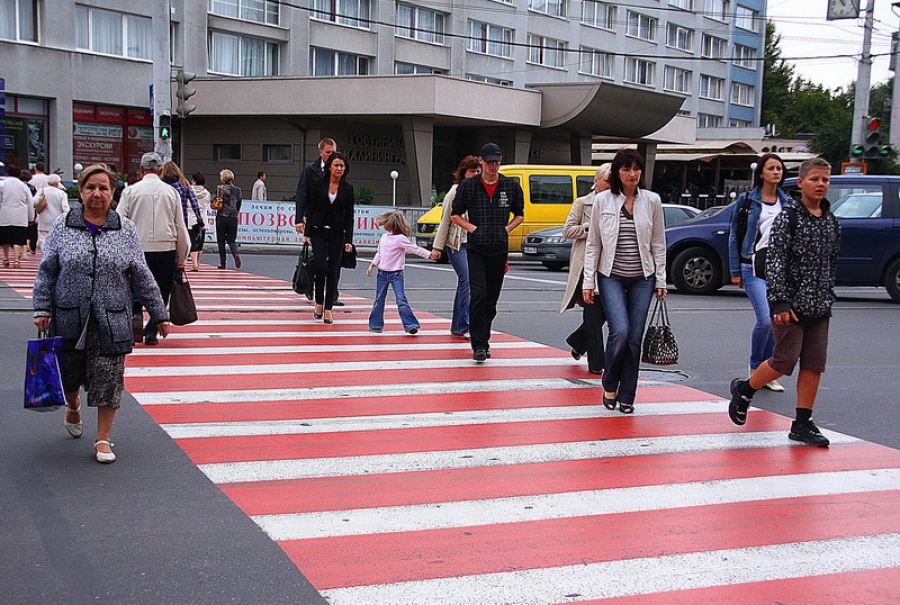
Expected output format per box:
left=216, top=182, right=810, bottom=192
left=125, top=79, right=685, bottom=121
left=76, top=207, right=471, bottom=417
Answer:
left=727, top=186, right=791, bottom=278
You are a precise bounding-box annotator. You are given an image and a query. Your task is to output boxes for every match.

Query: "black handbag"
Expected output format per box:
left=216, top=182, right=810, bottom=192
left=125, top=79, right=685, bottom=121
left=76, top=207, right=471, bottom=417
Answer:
left=641, top=297, right=679, bottom=366
left=169, top=269, right=198, bottom=326
left=292, top=242, right=314, bottom=300
left=341, top=243, right=358, bottom=270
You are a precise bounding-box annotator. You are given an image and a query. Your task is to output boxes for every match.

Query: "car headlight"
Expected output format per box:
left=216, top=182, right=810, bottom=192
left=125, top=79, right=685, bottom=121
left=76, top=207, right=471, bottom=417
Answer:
left=543, top=236, right=566, bottom=244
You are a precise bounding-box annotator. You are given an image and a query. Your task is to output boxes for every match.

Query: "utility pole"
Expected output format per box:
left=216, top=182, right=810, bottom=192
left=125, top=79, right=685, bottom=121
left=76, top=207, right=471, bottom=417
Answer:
left=892, top=28, right=900, bottom=149
left=152, top=1, right=172, bottom=161
left=850, top=0, right=877, bottom=157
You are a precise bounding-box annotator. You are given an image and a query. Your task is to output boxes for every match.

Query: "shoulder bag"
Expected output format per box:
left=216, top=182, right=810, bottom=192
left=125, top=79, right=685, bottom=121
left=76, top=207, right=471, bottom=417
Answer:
left=341, top=243, right=358, bottom=270
left=641, top=297, right=679, bottom=366
left=169, top=269, right=199, bottom=325
left=292, top=242, right=315, bottom=300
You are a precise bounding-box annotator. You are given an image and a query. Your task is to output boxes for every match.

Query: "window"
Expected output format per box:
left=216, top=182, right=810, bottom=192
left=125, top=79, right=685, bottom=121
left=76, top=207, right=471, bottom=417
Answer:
left=700, top=74, right=724, bottom=100
left=830, top=188, right=883, bottom=219
left=209, top=32, right=279, bottom=76
left=0, top=0, right=36, bottom=42
left=579, top=46, right=613, bottom=78
left=697, top=113, right=722, bottom=128
left=529, top=175, right=574, bottom=205
left=214, top=144, right=242, bottom=162
left=527, top=34, right=567, bottom=68
left=208, top=0, right=279, bottom=25
left=734, top=44, right=757, bottom=69
left=626, top=11, right=657, bottom=42
left=701, top=34, right=726, bottom=59
left=624, top=58, right=655, bottom=86
left=397, top=4, right=445, bottom=44
left=729, top=118, right=752, bottom=127
left=581, top=1, right=615, bottom=29
left=664, top=66, right=691, bottom=93
left=668, top=0, right=692, bottom=10
left=309, top=47, right=369, bottom=75
left=529, top=0, right=567, bottom=18
left=731, top=82, right=754, bottom=106
left=666, top=23, right=693, bottom=51
left=262, top=144, right=292, bottom=163
left=467, top=21, right=513, bottom=58
left=75, top=6, right=151, bottom=59
left=698, top=0, right=726, bottom=21
left=395, top=62, right=444, bottom=75
left=735, top=5, right=757, bottom=31
left=311, top=0, right=370, bottom=29
left=466, top=74, right=513, bottom=86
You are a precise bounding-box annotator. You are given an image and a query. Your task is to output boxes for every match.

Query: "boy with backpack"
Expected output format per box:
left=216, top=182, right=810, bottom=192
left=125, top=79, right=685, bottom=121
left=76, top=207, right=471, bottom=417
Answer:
left=727, top=157, right=841, bottom=447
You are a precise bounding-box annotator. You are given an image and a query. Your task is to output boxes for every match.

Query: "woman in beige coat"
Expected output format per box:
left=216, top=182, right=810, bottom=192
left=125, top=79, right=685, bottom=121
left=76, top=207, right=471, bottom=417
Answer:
left=433, top=155, right=480, bottom=338
left=561, top=163, right=611, bottom=375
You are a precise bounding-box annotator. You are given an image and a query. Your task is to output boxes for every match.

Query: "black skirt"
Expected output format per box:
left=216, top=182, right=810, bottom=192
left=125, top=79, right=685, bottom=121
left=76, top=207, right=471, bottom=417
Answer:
left=0, top=225, right=28, bottom=246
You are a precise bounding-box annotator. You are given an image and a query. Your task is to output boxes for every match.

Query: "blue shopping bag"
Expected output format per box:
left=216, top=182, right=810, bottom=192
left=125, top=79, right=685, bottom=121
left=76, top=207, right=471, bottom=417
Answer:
left=24, top=332, right=66, bottom=412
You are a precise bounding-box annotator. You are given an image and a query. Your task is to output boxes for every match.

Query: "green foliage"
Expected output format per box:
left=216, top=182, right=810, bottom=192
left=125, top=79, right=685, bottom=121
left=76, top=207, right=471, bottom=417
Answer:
left=432, top=191, right=446, bottom=207
left=65, top=185, right=79, bottom=200
left=761, top=21, right=795, bottom=131
left=354, top=185, right=376, bottom=205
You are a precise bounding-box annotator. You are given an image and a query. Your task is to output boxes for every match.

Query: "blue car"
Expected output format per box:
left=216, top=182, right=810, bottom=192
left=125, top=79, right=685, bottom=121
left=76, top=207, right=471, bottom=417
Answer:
left=665, top=175, right=900, bottom=302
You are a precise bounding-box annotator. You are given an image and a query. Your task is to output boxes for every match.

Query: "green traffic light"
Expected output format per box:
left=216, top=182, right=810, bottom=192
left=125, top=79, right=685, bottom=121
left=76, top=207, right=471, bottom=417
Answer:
left=879, top=145, right=892, bottom=157
left=160, top=126, right=171, bottom=139
left=852, top=145, right=865, bottom=157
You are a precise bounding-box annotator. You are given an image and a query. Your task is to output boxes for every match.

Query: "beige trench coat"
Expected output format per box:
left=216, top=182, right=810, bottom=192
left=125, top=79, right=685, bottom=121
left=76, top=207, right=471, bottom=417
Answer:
left=559, top=190, right=594, bottom=313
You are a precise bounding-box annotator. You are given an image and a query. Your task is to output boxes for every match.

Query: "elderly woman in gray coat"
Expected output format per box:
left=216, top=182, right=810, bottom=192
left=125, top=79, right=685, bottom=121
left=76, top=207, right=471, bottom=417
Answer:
left=560, top=163, right=611, bottom=375
left=33, top=164, right=169, bottom=464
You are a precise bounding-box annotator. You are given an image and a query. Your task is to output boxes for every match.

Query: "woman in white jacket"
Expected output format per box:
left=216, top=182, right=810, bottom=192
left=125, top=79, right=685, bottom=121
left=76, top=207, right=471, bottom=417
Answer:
left=0, top=169, right=35, bottom=267
left=34, top=174, right=71, bottom=250
left=582, top=149, right=667, bottom=414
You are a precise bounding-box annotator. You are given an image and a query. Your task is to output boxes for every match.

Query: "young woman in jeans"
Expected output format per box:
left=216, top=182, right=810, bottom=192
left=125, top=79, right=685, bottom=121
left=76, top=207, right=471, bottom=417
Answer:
left=727, top=153, right=790, bottom=392
left=582, top=149, right=667, bottom=414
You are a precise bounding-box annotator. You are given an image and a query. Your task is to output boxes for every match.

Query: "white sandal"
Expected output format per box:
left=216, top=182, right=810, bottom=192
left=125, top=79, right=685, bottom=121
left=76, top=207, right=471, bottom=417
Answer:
left=64, top=405, right=83, bottom=438
left=94, top=440, right=116, bottom=464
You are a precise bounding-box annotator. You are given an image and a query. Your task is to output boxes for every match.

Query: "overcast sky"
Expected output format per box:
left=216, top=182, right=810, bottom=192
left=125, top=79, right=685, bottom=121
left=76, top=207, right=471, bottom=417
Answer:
left=767, top=0, right=896, bottom=91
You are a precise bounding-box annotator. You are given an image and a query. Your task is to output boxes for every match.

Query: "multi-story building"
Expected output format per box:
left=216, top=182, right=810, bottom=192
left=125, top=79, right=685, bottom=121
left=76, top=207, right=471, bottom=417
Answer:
left=1, top=0, right=765, bottom=205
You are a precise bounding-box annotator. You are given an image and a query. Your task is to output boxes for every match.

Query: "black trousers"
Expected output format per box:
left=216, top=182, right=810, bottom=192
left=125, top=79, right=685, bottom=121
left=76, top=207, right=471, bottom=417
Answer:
left=566, top=300, right=607, bottom=372
left=467, top=248, right=508, bottom=352
left=216, top=215, right=239, bottom=266
left=310, top=228, right=344, bottom=309
left=134, top=250, right=177, bottom=337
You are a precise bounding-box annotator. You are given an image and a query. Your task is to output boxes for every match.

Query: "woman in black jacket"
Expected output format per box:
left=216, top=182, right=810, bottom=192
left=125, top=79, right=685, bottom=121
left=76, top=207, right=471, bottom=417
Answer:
left=303, top=152, right=354, bottom=323
left=215, top=169, right=243, bottom=270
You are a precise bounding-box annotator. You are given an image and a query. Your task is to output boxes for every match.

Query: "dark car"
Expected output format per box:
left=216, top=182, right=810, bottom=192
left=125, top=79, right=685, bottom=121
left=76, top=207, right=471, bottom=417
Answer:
left=523, top=204, right=700, bottom=271
left=664, top=175, right=900, bottom=302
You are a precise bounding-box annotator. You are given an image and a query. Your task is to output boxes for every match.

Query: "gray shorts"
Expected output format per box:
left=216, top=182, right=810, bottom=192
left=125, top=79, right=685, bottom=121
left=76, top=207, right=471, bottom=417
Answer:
left=769, top=317, right=830, bottom=376
left=61, top=322, right=126, bottom=409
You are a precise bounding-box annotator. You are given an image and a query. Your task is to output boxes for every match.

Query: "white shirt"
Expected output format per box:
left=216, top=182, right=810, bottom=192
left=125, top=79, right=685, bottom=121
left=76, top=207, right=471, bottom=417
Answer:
left=34, top=187, right=70, bottom=231
left=755, top=200, right=783, bottom=251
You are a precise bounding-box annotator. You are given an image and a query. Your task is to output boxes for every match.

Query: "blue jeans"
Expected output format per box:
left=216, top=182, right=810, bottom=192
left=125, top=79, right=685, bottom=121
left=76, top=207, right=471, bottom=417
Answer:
left=597, top=274, right=655, bottom=405
left=369, top=269, right=420, bottom=332
left=741, top=263, right=774, bottom=369
left=446, top=244, right=470, bottom=335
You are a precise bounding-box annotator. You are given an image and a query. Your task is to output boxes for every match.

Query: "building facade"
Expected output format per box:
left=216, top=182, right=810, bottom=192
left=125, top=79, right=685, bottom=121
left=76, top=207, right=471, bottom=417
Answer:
left=1, top=0, right=766, bottom=205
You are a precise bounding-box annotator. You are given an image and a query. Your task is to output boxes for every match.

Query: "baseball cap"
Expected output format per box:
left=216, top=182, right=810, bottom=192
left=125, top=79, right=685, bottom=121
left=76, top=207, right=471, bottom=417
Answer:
left=140, top=152, right=164, bottom=171
left=479, top=143, right=503, bottom=162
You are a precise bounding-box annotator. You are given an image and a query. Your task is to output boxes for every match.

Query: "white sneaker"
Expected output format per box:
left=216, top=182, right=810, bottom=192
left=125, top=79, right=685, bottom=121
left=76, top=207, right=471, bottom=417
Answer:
left=763, top=379, right=785, bottom=392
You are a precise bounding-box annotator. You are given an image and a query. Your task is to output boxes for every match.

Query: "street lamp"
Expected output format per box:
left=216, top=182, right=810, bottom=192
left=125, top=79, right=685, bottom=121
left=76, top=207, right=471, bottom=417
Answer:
left=74, top=163, right=83, bottom=179
left=390, top=170, right=399, bottom=206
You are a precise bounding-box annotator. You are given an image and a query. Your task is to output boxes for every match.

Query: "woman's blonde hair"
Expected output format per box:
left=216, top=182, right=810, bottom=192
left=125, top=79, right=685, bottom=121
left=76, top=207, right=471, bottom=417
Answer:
left=595, top=162, right=612, bottom=182
left=376, top=210, right=411, bottom=236
left=219, top=169, right=234, bottom=183
left=162, top=161, right=190, bottom=188
left=78, top=164, right=117, bottom=190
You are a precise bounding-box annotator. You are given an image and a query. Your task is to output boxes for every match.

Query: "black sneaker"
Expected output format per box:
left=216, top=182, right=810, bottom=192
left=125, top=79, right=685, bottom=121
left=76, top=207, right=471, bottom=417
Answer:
left=473, top=349, right=487, bottom=362
left=144, top=333, right=159, bottom=346
left=728, top=378, right=751, bottom=426
left=789, top=420, right=830, bottom=447
left=369, top=327, right=383, bottom=333
left=406, top=327, right=418, bottom=335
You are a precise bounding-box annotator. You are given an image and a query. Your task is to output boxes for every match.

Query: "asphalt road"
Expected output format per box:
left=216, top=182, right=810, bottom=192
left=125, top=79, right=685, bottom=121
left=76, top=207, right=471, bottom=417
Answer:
left=242, top=250, right=900, bottom=451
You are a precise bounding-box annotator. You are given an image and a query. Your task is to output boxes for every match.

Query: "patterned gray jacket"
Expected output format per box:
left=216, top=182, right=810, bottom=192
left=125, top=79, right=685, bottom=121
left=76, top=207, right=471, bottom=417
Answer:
left=33, top=207, right=167, bottom=355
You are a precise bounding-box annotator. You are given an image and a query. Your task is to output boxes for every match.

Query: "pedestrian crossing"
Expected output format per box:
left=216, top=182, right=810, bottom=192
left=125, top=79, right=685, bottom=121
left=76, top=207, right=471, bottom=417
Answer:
left=5, top=257, right=900, bottom=604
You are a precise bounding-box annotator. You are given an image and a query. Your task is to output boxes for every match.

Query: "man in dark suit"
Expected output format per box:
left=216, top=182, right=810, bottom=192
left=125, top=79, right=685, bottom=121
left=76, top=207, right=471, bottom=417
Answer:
left=295, top=137, right=344, bottom=304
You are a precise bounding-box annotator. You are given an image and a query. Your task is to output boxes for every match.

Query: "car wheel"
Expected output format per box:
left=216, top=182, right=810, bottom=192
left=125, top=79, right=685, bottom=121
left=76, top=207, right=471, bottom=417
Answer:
left=671, top=246, right=722, bottom=295
left=884, top=258, right=900, bottom=303
left=542, top=261, right=566, bottom=271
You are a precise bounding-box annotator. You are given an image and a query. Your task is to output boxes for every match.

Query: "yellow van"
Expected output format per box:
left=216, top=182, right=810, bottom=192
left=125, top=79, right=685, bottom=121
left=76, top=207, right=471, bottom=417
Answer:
left=415, top=164, right=597, bottom=252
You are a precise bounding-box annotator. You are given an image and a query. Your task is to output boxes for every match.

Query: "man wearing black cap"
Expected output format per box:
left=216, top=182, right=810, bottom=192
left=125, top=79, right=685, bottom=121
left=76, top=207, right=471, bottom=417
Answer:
left=451, top=143, right=524, bottom=362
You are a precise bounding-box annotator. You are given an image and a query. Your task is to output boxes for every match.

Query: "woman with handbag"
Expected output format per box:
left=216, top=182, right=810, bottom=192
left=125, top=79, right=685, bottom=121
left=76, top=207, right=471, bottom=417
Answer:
left=582, top=149, right=667, bottom=414
left=189, top=172, right=212, bottom=270
left=561, top=163, right=611, bottom=375
left=33, top=174, right=70, bottom=250
left=162, top=162, right=205, bottom=270
left=303, top=152, right=354, bottom=324
left=727, top=153, right=789, bottom=392
left=32, top=164, right=169, bottom=463
left=214, top=169, right=242, bottom=270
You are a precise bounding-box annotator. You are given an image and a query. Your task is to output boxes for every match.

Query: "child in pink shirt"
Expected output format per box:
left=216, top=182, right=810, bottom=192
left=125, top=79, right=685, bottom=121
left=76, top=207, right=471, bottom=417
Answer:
left=367, top=210, right=439, bottom=333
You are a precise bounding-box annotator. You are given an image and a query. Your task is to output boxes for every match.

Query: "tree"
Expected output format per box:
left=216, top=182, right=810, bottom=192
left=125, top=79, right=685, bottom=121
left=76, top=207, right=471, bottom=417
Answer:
left=761, top=21, right=795, bottom=132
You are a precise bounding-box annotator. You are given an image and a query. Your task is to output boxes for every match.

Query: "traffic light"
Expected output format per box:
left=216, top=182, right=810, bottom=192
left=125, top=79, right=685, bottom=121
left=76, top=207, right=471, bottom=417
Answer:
left=862, top=117, right=892, bottom=159
left=159, top=114, right=172, bottom=139
left=175, top=70, right=197, bottom=118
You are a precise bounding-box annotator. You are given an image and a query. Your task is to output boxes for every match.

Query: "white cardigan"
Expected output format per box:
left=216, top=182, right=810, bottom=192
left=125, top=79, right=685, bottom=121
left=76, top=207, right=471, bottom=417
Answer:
left=582, top=188, right=667, bottom=290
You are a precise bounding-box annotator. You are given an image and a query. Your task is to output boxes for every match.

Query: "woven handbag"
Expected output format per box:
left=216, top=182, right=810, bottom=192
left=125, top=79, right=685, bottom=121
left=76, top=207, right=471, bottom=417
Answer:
left=641, top=297, right=679, bottom=366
